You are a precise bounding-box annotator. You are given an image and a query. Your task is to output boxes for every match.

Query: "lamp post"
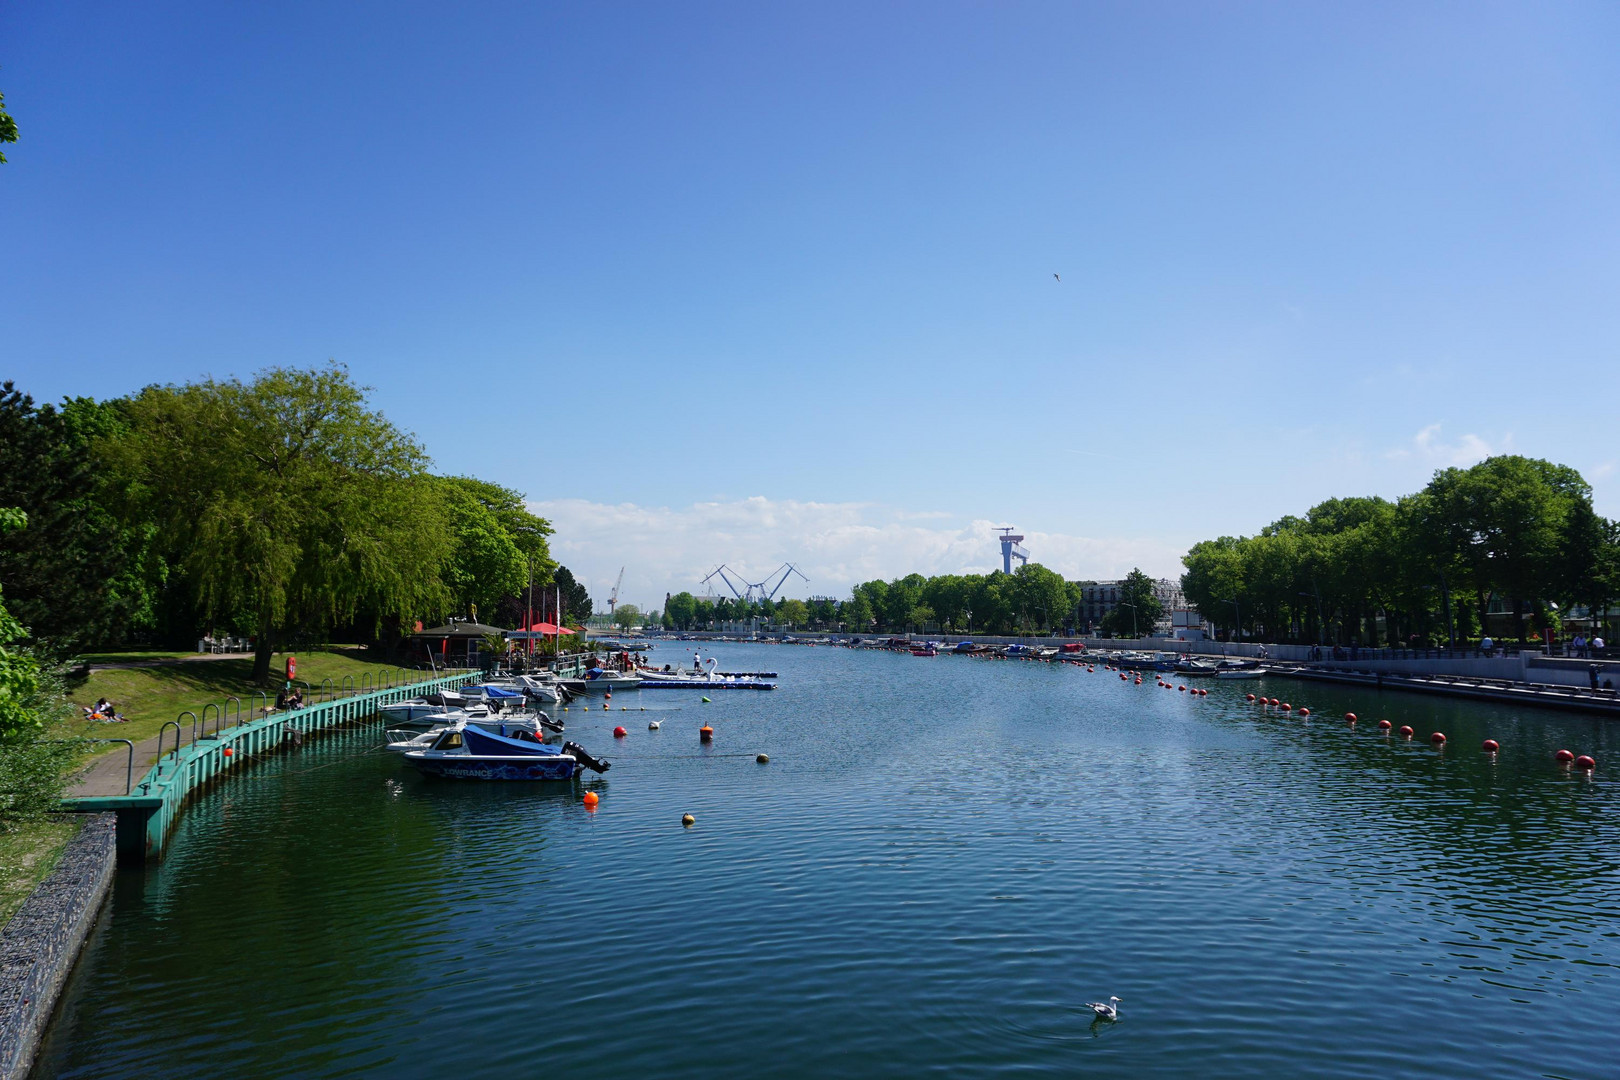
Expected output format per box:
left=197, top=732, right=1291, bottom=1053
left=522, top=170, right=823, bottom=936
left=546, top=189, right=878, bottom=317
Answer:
left=1220, top=598, right=1240, bottom=643
left=1120, top=601, right=1139, bottom=640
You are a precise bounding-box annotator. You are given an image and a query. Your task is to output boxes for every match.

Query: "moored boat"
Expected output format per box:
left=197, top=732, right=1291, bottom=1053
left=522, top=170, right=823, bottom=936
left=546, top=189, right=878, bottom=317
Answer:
left=403, top=723, right=610, bottom=780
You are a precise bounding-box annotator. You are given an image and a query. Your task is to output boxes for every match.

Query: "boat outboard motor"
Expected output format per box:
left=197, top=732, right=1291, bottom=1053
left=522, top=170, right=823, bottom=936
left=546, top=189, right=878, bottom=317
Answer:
left=538, top=715, right=566, bottom=734
left=562, top=741, right=611, bottom=773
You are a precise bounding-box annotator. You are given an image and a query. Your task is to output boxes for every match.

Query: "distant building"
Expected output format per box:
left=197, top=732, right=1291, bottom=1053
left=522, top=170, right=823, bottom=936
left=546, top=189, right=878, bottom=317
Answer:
left=1080, top=578, right=1197, bottom=637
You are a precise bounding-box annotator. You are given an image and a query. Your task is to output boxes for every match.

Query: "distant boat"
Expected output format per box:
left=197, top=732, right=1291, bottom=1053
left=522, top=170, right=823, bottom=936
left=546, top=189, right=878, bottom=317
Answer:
left=910, top=645, right=938, bottom=657
left=1214, top=667, right=1267, bottom=680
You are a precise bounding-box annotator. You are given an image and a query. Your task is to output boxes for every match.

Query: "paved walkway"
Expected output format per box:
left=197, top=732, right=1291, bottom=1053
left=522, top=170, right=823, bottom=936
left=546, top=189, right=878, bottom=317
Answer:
left=68, top=732, right=167, bottom=798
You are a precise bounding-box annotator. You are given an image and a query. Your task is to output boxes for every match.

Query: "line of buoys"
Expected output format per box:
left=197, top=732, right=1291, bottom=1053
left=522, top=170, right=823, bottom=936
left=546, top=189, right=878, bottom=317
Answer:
left=1482, top=739, right=1499, bottom=753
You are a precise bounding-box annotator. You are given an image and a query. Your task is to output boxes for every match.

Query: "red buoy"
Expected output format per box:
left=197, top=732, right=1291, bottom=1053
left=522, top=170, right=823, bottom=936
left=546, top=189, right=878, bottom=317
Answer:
left=1269, top=698, right=1280, bottom=707
left=1178, top=685, right=1186, bottom=692
left=1377, top=719, right=1392, bottom=730
left=613, top=726, right=627, bottom=738
left=1345, top=713, right=1357, bottom=723
left=1556, top=749, right=1575, bottom=763
left=223, top=747, right=234, bottom=757
left=1575, top=755, right=1596, bottom=771
left=1399, top=725, right=1414, bottom=738
left=1298, top=707, right=1310, bottom=717
left=1482, top=739, right=1500, bottom=753
left=1246, top=694, right=1256, bottom=701
left=1430, top=731, right=1446, bottom=744
left=1281, top=703, right=1292, bottom=711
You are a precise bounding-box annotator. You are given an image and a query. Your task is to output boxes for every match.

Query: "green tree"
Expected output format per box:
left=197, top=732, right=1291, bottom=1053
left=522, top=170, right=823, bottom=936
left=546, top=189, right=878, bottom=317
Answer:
left=436, top=476, right=552, bottom=618
left=776, top=598, right=809, bottom=627
left=1102, top=569, right=1162, bottom=638
left=109, top=365, right=450, bottom=682
left=843, top=590, right=874, bottom=633
left=0, top=79, right=17, bottom=164
left=666, top=591, right=698, bottom=630
left=611, top=603, right=641, bottom=629
left=0, top=385, right=160, bottom=655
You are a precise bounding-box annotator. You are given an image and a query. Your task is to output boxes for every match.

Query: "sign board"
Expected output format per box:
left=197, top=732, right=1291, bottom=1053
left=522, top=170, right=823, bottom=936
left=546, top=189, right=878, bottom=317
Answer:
left=286, top=655, right=297, bottom=680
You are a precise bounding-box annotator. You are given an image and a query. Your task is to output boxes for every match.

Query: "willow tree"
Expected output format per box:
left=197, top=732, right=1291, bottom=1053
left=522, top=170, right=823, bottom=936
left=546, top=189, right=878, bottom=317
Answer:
left=111, top=365, right=450, bottom=682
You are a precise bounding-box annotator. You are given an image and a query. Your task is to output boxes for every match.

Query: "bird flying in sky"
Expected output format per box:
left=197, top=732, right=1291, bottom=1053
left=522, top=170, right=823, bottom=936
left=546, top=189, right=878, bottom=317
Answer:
left=1053, top=273, right=1061, bottom=282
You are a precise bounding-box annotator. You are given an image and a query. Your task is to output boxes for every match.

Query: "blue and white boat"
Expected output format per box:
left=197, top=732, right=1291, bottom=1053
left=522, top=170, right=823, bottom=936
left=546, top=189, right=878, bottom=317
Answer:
left=403, top=723, right=611, bottom=781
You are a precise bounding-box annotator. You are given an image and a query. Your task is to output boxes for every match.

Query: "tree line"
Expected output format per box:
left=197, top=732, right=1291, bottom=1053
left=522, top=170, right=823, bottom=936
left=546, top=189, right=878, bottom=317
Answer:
left=0, top=368, right=594, bottom=682
left=663, top=566, right=1163, bottom=636
left=1178, top=455, right=1619, bottom=648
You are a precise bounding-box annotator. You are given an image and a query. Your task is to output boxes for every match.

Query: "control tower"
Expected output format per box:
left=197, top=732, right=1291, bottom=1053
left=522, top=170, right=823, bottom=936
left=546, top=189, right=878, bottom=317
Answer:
left=997, top=527, right=1029, bottom=575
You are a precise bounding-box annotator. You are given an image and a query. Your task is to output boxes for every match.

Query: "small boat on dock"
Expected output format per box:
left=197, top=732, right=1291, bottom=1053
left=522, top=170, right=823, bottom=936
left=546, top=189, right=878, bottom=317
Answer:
left=910, top=644, right=938, bottom=656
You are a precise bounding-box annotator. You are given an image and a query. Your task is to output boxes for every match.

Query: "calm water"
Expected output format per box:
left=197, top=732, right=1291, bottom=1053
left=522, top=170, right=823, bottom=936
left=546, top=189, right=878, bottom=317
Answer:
left=34, top=645, right=1620, bottom=1079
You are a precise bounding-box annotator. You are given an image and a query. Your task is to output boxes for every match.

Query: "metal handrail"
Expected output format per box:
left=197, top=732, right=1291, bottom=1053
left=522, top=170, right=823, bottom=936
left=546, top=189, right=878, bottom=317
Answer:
left=340, top=675, right=354, bottom=697
left=251, top=690, right=271, bottom=718
left=88, top=738, right=136, bottom=795
left=320, top=677, right=335, bottom=702
left=160, top=720, right=182, bottom=762
left=178, top=710, right=199, bottom=749
left=225, top=695, right=243, bottom=728
left=200, top=703, right=221, bottom=738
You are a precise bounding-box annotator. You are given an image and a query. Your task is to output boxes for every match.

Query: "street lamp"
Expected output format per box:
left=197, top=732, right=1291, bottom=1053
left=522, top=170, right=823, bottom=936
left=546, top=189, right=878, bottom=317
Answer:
left=1220, top=598, right=1240, bottom=643
left=1119, top=601, right=1139, bottom=639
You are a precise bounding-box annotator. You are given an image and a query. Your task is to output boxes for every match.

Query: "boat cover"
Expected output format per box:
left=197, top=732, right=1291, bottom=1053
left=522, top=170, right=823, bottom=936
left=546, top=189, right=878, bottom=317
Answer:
left=461, top=725, right=562, bottom=756
left=468, top=685, right=524, bottom=698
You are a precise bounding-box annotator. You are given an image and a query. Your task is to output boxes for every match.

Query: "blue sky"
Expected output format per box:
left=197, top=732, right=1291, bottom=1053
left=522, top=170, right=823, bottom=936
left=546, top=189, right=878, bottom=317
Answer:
left=4, top=2, right=1617, bottom=607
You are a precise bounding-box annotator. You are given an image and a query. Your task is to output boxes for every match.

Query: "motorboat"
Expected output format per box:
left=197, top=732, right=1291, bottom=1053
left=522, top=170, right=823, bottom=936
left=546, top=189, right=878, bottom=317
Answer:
left=379, top=691, right=489, bottom=725
left=1213, top=666, right=1267, bottom=680
left=910, top=645, right=938, bottom=657
left=384, top=711, right=563, bottom=752
left=561, top=667, right=644, bottom=694
left=1174, top=659, right=1222, bottom=676
left=403, top=722, right=611, bottom=780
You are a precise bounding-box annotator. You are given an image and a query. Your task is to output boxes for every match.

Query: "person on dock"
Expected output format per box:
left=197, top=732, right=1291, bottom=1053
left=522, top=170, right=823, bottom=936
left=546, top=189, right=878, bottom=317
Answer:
left=1590, top=665, right=1600, bottom=691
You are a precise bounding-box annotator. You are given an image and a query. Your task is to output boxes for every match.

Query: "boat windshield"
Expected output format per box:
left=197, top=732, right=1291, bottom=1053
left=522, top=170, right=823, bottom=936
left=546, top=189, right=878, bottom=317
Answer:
left=431, top=730, right=464, bottom=750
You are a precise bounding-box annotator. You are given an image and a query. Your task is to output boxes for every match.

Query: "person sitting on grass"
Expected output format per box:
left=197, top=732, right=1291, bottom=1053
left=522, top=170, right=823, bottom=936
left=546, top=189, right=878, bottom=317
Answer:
left=87, top=697, right=126, bottom=722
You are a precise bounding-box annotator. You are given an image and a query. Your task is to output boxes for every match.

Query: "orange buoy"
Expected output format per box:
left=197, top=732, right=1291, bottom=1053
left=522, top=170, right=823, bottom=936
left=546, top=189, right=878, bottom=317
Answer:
left=223, top=747, right=234, bottom=757
left=583, top=791, right=599, bottom=808
left=1345, top=713, right=1357, bottom=723
left=605, top=691, right=612, bottom=700
left=700, top=725, right=714, bottom=743
left=1575, top=755, right=1596, bottom=770
left=1377, top=719, right=1392, bottom=730
left=1399, top=725, right=1414, bottom=738
left=613, top=725, right=627, bottom=738
left=1482, top=739, right=1500, bottom=752
left=1556, top=749, right=1575, bottom=763
left=1430, top=731, right=1446, bottom=744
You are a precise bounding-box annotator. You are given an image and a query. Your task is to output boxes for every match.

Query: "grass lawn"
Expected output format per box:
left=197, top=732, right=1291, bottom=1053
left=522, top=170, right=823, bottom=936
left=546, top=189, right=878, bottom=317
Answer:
left=65, top=648, right=435, bottom=764
left=0, top=817, right=81, bottom=928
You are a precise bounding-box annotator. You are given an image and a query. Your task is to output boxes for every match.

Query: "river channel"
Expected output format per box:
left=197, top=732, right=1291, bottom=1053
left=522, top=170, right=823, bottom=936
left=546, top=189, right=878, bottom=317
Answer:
left=32, top=643, right=1620, bottom=1079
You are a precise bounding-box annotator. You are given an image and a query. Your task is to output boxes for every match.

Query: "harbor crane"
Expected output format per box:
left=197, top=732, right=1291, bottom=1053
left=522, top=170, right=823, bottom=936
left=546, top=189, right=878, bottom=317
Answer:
left=607, top=567, right=624, bottom=614
left=997, top=527, right=1029, bottom=575
left=701, top=563, right=809, bottom=604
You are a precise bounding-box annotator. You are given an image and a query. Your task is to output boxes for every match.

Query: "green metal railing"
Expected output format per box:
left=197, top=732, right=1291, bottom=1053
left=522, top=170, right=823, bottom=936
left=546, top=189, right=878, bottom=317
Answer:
left=66, top=668, right=477, bottom=863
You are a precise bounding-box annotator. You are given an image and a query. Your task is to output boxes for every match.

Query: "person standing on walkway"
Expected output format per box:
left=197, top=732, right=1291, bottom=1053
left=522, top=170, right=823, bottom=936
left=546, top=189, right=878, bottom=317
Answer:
left=1590, top=664, right=1600, bottom=690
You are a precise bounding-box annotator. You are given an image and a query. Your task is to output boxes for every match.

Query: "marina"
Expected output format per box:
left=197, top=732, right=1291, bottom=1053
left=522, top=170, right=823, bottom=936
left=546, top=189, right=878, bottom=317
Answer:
left=31, top=641, right=1620, bottom=1080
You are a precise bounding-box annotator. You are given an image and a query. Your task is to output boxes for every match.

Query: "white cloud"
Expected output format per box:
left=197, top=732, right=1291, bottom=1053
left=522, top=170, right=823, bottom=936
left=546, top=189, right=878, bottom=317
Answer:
left=1388, top=423, right=1498, bottom=468
left=529, top=497, right=1187, bottom=610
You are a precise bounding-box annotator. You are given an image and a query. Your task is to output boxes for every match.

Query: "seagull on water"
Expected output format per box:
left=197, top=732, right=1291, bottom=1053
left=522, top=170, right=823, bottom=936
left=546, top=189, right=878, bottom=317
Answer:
left=1086, top=996, right=1120, bottom=1021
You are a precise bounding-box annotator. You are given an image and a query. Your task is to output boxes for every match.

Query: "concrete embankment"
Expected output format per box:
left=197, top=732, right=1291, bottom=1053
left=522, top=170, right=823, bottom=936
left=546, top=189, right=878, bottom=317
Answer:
left=0, top=814, right=115, bottom=1080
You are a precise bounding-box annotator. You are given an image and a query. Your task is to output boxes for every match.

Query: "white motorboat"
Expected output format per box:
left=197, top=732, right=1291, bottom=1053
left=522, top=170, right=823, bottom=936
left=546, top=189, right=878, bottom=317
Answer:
left=1213, top=667, right=1267, bottom=680
left=379, top=692, right=489, bottom=725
